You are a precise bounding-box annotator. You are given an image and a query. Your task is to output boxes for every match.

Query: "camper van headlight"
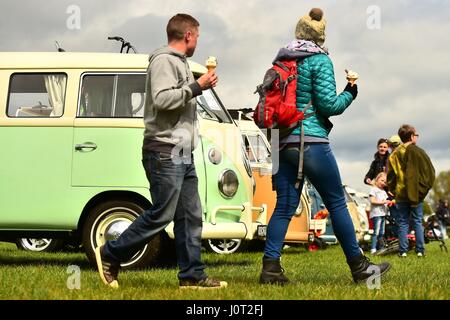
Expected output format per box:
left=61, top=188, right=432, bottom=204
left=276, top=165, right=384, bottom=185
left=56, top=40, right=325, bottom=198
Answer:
left=218, top=169, right=239, bottom=198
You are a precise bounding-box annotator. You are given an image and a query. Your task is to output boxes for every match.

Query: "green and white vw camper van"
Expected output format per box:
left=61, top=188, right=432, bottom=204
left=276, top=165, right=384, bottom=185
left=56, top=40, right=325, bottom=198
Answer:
left=0, top=52, right=266, bottom=268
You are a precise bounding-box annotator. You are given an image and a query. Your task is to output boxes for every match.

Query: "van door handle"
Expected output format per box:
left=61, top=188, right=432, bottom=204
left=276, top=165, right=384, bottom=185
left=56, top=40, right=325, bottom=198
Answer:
left=75, top=142, right=97, bottom=151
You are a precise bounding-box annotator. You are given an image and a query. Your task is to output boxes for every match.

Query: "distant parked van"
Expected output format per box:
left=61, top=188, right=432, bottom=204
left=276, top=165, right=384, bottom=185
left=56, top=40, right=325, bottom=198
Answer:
left=0, top=52, right=265, bottom=268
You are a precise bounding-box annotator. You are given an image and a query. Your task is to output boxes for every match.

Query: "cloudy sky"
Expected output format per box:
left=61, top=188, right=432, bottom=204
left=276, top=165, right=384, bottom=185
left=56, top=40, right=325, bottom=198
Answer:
left=1, top=0, right=449, bottom=192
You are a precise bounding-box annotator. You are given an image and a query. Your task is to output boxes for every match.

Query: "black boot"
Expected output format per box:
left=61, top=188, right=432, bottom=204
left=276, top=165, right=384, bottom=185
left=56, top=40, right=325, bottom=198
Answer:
left=259, top=257, right=289, bottom=285
left=347, top=254, right=391, bottom=283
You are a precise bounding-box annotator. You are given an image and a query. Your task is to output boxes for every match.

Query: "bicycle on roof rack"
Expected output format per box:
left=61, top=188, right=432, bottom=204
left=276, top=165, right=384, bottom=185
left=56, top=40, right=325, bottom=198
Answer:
left=108, top=36, right=138, bottom=54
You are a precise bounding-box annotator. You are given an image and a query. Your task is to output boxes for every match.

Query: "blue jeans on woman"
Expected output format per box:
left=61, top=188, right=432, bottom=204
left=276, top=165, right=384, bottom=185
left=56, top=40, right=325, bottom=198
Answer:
left=396, top=202, right=425, bottom=255
left=103, top=150, right=206, bottom=281
left=264, top=143, right=361, bottom=261
left=371, top=216, right=386, bottom=251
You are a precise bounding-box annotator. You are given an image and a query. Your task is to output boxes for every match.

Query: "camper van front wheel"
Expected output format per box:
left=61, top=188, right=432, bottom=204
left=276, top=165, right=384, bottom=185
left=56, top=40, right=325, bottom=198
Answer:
left=82, top=200, right=165, bottom=270
left=204, top=239, right=245, bottom=254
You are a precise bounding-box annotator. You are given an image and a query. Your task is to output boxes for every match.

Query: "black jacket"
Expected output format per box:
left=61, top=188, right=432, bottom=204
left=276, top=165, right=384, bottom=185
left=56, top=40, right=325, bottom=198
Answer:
left=364, top=152, right=390, bottom=185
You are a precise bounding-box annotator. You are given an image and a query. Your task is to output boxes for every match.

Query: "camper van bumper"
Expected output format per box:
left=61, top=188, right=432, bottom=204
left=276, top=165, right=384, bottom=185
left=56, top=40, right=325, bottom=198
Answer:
left=165, top=202, right=266, bottom=240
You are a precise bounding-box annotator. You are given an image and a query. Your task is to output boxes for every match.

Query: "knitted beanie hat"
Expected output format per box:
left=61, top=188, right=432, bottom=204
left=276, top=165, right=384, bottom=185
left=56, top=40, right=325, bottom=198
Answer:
left=295, top=8, right=326, bottom=46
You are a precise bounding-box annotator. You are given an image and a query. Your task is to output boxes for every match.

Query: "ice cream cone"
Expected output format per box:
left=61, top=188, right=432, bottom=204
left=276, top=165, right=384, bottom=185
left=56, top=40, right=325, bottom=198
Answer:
left=206, top=65, right=216, bottom=73
left=347, top=77, right=356, bottom=86
left=205, top=56, right=217, bottom=73
left=345, top=69, right=358, bottom=86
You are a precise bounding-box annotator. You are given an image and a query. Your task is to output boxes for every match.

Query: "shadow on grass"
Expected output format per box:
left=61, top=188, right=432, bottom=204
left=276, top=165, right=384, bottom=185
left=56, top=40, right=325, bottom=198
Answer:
left=0, top=256, right=92, bottom=269
left=204, top=259, right=254, bottom=267
left=0, top=245, right=259, bottom=272
left=151, top=258, right=256, bottom=270
left=0, top=256, right=177, bottom=272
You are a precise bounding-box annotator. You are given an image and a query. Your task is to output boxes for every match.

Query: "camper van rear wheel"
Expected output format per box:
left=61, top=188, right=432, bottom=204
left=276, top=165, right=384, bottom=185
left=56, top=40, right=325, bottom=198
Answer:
left=16, top=238, right=65, bottom=252
left=82, top=200, right=164, bottom=270
left=204, top=238, right=245, bottom=254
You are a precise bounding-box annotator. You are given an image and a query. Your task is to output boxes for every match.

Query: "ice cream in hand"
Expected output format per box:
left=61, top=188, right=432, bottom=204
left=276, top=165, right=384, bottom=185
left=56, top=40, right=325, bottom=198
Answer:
left=345, top=69, right=359, bottom=86
left=206, top=56, right=217, bottom=73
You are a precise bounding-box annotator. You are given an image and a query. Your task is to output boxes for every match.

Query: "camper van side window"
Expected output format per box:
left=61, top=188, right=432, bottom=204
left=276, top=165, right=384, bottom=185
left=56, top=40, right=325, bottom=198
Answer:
left=247, top=134, right=271, bottom=163
left=242, top=134, right=257, bottom=163
left=7, top=73, right=67, bottom=118
left=79, top=74, right=146, bottom=118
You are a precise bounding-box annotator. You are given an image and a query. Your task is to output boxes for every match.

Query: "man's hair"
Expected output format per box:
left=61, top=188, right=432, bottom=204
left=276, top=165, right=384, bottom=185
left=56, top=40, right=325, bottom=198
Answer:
left=166, top=13, right=200, bottom=42
left=398, top=124, right=415, bottom=143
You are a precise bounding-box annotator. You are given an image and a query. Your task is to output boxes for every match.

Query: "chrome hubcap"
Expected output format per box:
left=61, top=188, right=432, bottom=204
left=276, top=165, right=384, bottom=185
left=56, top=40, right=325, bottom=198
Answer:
left=91, top=207, right=147, bottom=267
left=19, top=238, right=52, bottom=251
left=207, top=239, right=242, bottom=254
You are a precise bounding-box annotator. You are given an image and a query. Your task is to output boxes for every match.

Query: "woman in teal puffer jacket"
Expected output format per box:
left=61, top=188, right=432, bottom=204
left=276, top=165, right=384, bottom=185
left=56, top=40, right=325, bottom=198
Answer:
left=259, top=8, right=391, bottom=285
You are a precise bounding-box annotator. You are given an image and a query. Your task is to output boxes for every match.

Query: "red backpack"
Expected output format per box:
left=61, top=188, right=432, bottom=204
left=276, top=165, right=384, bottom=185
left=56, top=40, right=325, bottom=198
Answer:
left=253, top=60, right=313, bottom=133
left=253, top=60, right=314, bottom=188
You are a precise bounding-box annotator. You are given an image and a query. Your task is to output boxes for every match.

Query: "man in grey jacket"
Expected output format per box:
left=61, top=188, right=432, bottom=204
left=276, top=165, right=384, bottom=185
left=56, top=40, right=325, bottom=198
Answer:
left=95, top=13, right=227, bottom=289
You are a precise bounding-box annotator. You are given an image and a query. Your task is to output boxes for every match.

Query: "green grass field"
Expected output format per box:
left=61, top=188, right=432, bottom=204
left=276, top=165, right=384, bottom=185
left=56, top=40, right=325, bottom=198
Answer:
left=0, top=241, right=448, bottom=300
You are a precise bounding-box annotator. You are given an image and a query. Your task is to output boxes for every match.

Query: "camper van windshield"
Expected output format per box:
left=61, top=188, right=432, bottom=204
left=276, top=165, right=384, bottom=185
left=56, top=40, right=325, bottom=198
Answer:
left=196, top=89, right=232, bottom=124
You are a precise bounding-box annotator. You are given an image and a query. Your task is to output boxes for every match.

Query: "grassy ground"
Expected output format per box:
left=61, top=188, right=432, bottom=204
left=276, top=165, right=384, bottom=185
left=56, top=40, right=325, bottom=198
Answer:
left=0, top=241, right=448, bottom=300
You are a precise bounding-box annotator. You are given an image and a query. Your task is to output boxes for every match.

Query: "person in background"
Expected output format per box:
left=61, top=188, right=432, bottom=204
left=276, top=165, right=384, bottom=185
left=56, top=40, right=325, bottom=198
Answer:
left=385, top=134, right=402, bottom=236
left=368, top=172, right=391, bottom=254
left=387, top=124, right=435, bottom=257
left=364, top=138, right=390, bottom=186
left=259, top=7, right=390, bottom=285
left=387, top=135, right=402, bottom=153
left=435, top=199, right=449, bottom=240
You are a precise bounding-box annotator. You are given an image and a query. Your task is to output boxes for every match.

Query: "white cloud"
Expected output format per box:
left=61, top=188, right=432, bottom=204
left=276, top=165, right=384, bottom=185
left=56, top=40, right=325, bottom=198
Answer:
left=1, top=0, right=449, bottom=193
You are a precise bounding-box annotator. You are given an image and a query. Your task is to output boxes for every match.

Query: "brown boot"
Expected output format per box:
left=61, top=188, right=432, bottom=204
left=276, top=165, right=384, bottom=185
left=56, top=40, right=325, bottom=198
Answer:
left=347, top=254, right=391, bottom=283
left=259, top=257, right=289, bottom=285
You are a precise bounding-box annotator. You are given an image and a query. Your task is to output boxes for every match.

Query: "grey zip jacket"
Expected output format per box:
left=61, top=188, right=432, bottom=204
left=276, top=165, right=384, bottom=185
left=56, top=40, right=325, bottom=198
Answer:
left=143, top=46, right=202, bottom=152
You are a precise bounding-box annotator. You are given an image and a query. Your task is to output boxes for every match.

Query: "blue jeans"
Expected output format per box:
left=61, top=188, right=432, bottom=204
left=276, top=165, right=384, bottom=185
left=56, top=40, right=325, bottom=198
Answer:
left=103, top=150, right=206, bottom=281
left=371, top=216, right=386, bottom=251
left=264, top=143, right=361, bottom=260
left=396, top=202, right=425, bottom=254
left=388, top=205, right=399, bottom=238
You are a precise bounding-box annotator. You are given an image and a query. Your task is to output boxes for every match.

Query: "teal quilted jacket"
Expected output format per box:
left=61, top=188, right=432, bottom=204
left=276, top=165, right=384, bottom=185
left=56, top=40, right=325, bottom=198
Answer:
left=294, top=53, right=353, bottom=138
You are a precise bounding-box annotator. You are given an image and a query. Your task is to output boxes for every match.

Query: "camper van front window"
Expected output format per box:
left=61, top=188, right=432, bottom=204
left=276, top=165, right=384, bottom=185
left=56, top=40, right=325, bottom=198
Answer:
left=196, top=89, right=232, bottom=124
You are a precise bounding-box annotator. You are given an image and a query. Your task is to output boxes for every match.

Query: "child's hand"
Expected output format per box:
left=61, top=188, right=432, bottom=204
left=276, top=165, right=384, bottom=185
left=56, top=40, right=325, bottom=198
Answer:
left=386, top=200, right=396, bottom=207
